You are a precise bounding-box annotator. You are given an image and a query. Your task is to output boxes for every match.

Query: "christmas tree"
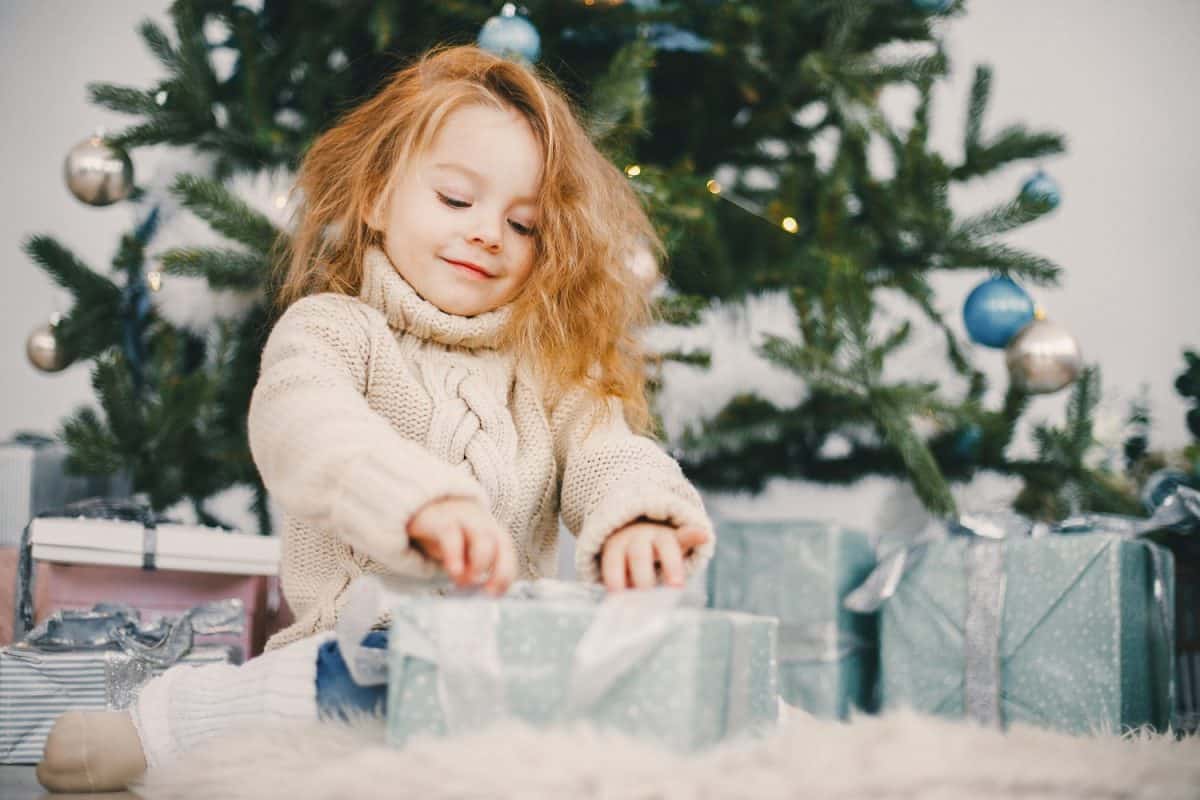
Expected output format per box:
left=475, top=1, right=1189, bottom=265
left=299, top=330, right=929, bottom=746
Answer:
left=23, top=0, right=1140, bottom=532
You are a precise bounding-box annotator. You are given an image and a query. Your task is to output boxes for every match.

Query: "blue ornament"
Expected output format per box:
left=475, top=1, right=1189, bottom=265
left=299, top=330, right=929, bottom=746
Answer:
left=1020, top=169, right=1061, bottom=210
left=912, top=0, right=954, bottom=12
left=953, top=424, right=983, bottom=460
left=962, top=276, right=1035, bottom=349
left=477, top=4, right=540, bottom=64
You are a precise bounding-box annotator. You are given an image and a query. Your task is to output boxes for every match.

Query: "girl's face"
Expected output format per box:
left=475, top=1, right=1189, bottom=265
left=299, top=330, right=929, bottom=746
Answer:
left=371, top=103, right=543, bottom=318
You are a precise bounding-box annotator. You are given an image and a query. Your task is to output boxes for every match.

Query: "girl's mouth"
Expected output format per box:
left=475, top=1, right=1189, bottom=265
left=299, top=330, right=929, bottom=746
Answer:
left=442, top=257, right=493, bottom=279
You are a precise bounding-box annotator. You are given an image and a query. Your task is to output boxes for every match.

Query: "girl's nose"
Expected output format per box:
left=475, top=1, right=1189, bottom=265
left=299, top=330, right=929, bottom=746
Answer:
left=469, top=213, right=503, bottom=252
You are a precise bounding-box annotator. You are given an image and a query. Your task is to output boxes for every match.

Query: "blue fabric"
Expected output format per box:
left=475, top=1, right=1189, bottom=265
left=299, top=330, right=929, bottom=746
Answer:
left=315, top=630, right=389, bottom=720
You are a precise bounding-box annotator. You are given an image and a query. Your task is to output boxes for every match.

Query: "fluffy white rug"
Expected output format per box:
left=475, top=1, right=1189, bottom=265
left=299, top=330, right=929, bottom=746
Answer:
left=134, top=708, right=1200, bottom=800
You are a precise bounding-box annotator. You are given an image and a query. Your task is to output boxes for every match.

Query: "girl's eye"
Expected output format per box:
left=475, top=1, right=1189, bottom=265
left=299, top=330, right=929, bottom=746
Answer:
left=437, top=192, right=470, bottom=209
left=508, top=220, right=535, bottom=237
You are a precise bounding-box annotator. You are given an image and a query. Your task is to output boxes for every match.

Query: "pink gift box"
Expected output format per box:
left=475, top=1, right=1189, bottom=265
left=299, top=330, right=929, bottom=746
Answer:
left=2, top=545, right=291, bottom=659
left=33, top=563, right=272, bottom=662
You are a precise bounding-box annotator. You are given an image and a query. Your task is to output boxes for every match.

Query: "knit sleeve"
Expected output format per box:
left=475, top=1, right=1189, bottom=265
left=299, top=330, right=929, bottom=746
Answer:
left=248, top=294, right=489, bottom=575
left=551, top=386, right=715, bottom=584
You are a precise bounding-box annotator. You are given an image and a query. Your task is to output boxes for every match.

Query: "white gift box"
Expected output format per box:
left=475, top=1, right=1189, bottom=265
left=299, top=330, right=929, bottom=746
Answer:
left=28, top=516, right=280, bottom=575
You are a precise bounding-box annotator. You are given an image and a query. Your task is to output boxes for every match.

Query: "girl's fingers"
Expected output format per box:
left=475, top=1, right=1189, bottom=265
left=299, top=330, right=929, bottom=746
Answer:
left=484, top=532, right=516, bottom=596
left=653, top=533, right=685, bottom=588
left=462, top=519, right=497, bottom=584
left=438, top=526, right=467, bottom=583
left=601, top=532, right=629, bottom=592
left=675, top=526, right=712, bottom=557
left=628, top=532, right=656, bottom=589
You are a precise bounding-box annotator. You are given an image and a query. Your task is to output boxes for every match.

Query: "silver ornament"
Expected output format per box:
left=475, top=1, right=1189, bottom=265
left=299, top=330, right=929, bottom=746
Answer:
left=1005, top=316, right=1082, bottom=394
left=64, top=135, right=134, bottom=206
left=26, top=321, right=69, bottom=373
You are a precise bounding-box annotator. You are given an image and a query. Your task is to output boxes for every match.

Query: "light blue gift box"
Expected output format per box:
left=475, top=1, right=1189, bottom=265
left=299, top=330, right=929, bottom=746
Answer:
left=707, top=519, right=878, bottom=719
left=338, top=578, right=779, bottom=752
left=869, top=533, right=1175, bottom=735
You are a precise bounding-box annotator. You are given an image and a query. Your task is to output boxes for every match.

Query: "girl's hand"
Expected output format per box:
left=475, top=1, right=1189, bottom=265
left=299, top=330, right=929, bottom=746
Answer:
left=407, top=497, right=516, bottom=595
left=599, top=520, right=711, bottom=592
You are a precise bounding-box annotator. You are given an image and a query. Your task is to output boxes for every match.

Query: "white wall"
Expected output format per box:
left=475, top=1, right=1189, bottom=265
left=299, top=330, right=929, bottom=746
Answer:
left=2, top=1, right=1197, bottom=531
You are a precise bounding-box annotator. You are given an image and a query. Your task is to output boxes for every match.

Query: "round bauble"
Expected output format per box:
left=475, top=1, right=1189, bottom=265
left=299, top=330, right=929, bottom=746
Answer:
left=1020, top=169, right=1061, bottom=210
left=1005, top=317, right=1082, bottom=394
left=962, top=275, right=1035, bottom=349
left=26, top=321, right=69, bottom=373
left=64, top=136, right=134, bottom=206
left=478, top=4, right=541, bottom=64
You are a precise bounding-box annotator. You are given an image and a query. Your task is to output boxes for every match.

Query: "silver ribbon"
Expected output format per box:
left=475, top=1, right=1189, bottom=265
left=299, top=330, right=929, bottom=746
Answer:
left=337, top=575, right=760, bottom=736
left=963, top=541, right=1006, bottom=727
left=142, top=521, right=158, bottom=570
left=21, top=600, right=244, bottom=669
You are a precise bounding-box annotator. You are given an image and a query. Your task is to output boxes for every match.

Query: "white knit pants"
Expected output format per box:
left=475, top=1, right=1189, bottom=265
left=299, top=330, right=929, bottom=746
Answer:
left=129, top=632, right=334, bottom=768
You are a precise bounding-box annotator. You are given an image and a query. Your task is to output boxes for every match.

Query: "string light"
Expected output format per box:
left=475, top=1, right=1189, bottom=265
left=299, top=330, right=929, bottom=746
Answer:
left=706, top=179, right=721, bottom=194
left=625, top=164, right=642, bottom=177
left=147, top=269, right=163, bottom=292
left=781, top=216, right=799, bottom=234
left=274, top=193, right=288, bottom=209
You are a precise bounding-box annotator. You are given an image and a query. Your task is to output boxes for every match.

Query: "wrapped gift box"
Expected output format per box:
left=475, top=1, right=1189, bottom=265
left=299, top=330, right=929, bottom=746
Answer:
left=707, top=520, right=878, bottom=719
left=0, top=643, right=233, bottom=764
left=875, top=533, right=1175, bottom=735
left=0, top=438, right=128, bottom=548
left=13, top=513, right=280, bottom=659
left=337, top=577, right=778, bottom=753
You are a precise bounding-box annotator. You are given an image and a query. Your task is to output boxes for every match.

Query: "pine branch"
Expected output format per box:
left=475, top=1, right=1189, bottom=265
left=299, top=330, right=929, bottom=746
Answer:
left=160, top=247, right=267, bottom=289
left=87, top=83, right=163, bottom=116
left=952, top=198, right=1048, bottom=239
left=955, top=124, right=1066, bottom=181
left=873, top=395, right=957, bottom=516
left=171, top=174, right=280, bottom=254
left=588, top=38, right=655, bottom=155
left=59, top=408, right=125, bottom=476
left=964, top=65, right=991, bottom=152
left=23, top=236, right=120, bottom=303
left=137, top=19, right=177, bottom=71
left=658, top=349, right=712, bottom=368
left=653, top=294, right=707, bottom=326
left=942, top=240, right=1062, bottom=284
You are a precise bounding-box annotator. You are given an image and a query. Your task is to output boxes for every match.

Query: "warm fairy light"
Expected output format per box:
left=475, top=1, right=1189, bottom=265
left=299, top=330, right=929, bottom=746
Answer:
left=147, top=270, right=163, bottom=292
left=781, top=216, right=799, bottom=234
left=625, top=164, right=641, bottom=177
left=274, top=193, right=288, bottom=209
left=706, top=179, right=721, bottom=194
left=1034, top=305, right=1047, bottom=321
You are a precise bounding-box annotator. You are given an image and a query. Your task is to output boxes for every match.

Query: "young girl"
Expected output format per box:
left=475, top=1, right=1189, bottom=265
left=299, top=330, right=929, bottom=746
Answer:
left=37, top=45, right=714, bottom=792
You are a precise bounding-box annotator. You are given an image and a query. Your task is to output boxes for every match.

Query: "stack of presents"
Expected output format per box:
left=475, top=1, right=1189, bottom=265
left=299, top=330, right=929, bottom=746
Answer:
left=0, top=437, right=285, bottom=763
left=1, top=434, right=1197, bottom=765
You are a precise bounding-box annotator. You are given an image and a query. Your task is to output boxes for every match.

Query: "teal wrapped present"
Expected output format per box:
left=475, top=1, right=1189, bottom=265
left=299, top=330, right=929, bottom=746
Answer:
left=336, top=576, right=778, bottom=752
left=853, top=531, right=1175, bottom=735
left=707, top=520, right=877, bottom=719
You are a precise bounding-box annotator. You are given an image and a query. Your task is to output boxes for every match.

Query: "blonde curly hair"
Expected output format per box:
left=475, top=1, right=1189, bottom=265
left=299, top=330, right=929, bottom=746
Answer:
left=275, top=45, right=660, bottom=435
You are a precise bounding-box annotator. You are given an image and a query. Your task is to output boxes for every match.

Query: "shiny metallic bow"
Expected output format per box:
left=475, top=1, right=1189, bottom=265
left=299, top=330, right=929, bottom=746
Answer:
left=21, top=600, right=245, bottom=669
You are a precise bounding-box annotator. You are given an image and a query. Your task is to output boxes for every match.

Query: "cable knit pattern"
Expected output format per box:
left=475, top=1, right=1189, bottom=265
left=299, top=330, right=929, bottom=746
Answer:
left=249, top=247, right=713, bottom=649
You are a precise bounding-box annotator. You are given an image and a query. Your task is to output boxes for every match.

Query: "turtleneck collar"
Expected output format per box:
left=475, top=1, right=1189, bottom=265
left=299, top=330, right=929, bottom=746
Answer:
left=358, top=247, right=512, bottom=350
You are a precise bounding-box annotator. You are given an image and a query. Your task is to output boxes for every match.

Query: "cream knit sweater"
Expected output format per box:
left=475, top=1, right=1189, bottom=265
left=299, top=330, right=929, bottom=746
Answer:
left=249, top=248, right=715, bottom=649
